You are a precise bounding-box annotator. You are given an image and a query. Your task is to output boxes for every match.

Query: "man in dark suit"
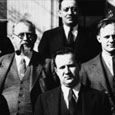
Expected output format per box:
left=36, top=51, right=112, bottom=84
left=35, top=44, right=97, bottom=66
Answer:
left=0, top=19, right=50, bottom=115
left=38, top=0, right=96, bottom=63
left=34, top=47, right=111, bottom=115
left=80, top=18, right=115, bottom=115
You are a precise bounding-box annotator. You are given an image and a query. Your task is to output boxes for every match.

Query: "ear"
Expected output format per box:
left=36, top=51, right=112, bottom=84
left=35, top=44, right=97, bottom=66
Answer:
left=58, top=10, right=62, bottom=18
left=54, top=67, right=57, bottom=73
left=97, top=35, right=101, bottom=43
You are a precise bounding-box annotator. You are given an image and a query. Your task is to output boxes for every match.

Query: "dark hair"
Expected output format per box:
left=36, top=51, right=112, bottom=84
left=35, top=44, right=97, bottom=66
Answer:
left=97, top=17, right=115, bottom=35
left=52, top=47, right=77, bottom=67
left=12, top=19, right=36, bottom=34
left=59, top=0, right=78, bottom=10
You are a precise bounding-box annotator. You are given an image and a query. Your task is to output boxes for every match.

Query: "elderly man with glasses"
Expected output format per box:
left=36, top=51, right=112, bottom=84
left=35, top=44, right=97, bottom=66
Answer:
left=0, top=19, right=50, bottom=115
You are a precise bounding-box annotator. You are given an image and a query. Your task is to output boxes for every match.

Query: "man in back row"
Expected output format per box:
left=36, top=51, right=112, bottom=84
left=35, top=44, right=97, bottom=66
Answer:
left=34, top=47, right=111, bottom=115
left=80, top=17, right=115, bottom=115
left=38, top=0, right=101, bottom=63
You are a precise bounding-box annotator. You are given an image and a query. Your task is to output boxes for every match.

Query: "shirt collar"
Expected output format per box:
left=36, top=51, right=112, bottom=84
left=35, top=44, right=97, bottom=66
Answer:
left=102, top=52, right=114, bottom=75
left=61, top=82, right=81, bottom=99
left=63, top=24, right=78, bottom=38
left=102, top=51, right=113, bottom=62
left=15, top=52, right=33, bottom=67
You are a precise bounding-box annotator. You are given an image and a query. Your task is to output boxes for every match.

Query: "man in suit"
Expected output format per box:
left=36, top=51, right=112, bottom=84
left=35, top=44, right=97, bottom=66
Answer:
left=80, top=17, right=115, bottom=115
left=38, top=0, right=97, bottom=63
left=34, top=47, right=111, bottom=115
left=0, top=19, right=50, bottom=115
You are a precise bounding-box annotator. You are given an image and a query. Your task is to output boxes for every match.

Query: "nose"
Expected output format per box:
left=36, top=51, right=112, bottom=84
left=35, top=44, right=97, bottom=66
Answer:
left=68, top=8, right=72, bottom=14
left=23, top=34, right=28, bottom=41
left=64, top=66, right=70, bottom=74
left=109, top=36, right=114, bottom=42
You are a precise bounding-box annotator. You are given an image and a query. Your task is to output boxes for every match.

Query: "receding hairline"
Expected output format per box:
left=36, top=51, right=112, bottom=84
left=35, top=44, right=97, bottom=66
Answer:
left=12, top=19, right=36, bottom=34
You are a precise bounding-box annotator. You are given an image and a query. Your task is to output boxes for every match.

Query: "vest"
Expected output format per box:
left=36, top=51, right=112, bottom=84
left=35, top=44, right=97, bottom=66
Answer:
left=2, top=59, right=32, bottom=115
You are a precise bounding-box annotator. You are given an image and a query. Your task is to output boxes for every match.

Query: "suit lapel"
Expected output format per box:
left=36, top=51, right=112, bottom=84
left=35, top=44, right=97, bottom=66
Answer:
left=29, top=64, right=42, bottom=91
left=11, top=57, right=19, bottom=78
left=91, top=54, right=108, bottom=90
left=0, top=53, right=15, bottom=92
left=47, top=87, right=60, bottom=115
left=29, top=51, right=43, bottom=91
left=54, top=26, right=66, bottom=47
left=101, top=56, right=113, bottom=89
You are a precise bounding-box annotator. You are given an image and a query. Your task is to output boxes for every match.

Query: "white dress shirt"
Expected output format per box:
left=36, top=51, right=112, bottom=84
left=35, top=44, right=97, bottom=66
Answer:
left=102, top=52, right=114, bottom=75
left=63, top=24, right=78, bottom=42
left=61, top=83, right=81, bottom=109
left=15, top=54, right=31, bottom=77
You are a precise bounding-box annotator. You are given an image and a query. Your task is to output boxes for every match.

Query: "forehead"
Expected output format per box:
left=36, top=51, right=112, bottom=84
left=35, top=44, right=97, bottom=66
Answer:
left=100, top=23, right=115, bottom=36
left=61, top=0, right=77, bottom=8
left=14, top=22, right=33, bottom=34
left=55, top=53, right=75, bottom=67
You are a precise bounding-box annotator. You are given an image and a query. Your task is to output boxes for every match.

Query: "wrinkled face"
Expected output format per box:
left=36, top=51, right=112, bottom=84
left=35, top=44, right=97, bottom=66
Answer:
left=59, top=0, right=78, bottom=27
left=12, top=22, right=36, bottom=52
left=55, top=53, right=79, bottom=87
left=97, top=23, right=115, bottom=55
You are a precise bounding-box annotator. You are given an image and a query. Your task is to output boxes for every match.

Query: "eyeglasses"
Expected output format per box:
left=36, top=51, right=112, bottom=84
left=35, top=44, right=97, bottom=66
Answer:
left=14, top=32, right=36, bottom=40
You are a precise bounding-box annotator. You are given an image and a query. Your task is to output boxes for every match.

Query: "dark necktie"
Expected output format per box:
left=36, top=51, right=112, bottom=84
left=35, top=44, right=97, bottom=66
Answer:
left=68, top=89, right=77, bottom=115
left=19, top=58, right=26, bottom=80
left=68, top=28, right=74, bottom=47
left=112, top=57, right=115, bottom=94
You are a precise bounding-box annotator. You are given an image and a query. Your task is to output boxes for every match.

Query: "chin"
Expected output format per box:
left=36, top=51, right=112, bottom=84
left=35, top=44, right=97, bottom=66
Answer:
left=65, top=80, right=74, bottom=86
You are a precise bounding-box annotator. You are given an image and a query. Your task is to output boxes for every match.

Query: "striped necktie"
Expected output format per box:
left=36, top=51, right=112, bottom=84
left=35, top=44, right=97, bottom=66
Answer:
left=19, top=58, right=26, bottom=80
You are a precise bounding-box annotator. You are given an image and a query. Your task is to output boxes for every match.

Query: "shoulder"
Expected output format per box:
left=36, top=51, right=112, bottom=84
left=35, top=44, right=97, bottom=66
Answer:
left=43, top=26, right=63, bottom=35
left=0, top=53, right=14, bottom=63
left=39, top=87, right=60, bottom=100
left=81, top=85, right=108, bottom=100
left=81, top=54, right=100, bottom=67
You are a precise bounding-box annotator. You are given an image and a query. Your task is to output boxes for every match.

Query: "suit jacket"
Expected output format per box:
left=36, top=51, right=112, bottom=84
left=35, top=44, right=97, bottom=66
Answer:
left=38, top=26, right=98, bottom=63
left=0, top=94, right=10, bottom=115
left=80, top=53, right=115, bottom=112
left=0, top=51, right=50, bottom=111
left=34, top=85, right=111, bottom=115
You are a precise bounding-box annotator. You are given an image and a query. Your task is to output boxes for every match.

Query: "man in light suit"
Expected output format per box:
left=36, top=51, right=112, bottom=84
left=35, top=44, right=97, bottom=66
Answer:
left=80, top=17, right=115, bottom=115
left=38, top=0, right=100, bottom=63
left=34, top=47, right=111, bottom=115
left=0, top=19, right=50, bottom=115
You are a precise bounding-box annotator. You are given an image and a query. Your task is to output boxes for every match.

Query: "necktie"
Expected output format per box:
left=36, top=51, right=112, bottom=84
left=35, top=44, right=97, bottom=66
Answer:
left=68, top=89, right=77, bottom=115
left=19, top=58, right=26, bottom=80
left=68, top=28, right=74, bottom=47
